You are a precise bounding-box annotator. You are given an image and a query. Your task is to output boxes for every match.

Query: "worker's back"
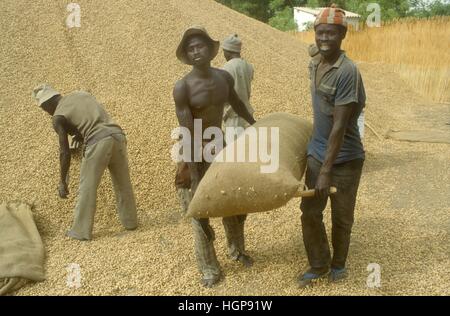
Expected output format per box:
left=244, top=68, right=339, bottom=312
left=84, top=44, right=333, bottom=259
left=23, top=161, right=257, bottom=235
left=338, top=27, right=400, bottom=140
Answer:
left=54, top=91, right=122, bottom=145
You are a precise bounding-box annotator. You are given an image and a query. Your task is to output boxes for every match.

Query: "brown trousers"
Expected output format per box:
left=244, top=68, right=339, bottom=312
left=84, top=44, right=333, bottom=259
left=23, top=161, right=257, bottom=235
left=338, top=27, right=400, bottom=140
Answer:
left=68, top=134, right=137, bottom=240
left=178, top=184, right=247, bottom=280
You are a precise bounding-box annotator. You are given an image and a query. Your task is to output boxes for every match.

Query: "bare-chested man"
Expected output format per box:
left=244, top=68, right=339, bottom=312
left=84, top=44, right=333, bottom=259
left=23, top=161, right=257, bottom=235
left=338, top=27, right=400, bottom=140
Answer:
left=173, top=26, right=256, bottom=287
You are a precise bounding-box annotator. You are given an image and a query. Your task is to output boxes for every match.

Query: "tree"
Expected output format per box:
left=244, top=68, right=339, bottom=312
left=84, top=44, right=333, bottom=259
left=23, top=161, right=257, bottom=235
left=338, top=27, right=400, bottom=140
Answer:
left=268, top=0, right=307, bottom=31
left=408, top=0, right=450, bottom=17
left=341, top=0, right=410, bottom=21
left=269, top=7, right=299, bottom=30
left=215, top=0, right=449, bottom=31
left=216, top=0, right=272, bottom=22
left=430, top=0, right=450, bottom=16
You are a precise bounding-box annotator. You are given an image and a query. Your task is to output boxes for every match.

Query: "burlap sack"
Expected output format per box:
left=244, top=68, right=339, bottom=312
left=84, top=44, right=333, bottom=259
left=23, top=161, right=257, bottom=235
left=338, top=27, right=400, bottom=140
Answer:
left=187, top=113, right=312, bottom=218
left=0, top=201, right=45, bottom=295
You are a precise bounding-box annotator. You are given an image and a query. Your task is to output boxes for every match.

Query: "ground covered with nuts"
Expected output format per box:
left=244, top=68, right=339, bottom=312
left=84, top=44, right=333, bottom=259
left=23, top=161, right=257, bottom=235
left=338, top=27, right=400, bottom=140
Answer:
left=0, top=0, right=448, bottom=295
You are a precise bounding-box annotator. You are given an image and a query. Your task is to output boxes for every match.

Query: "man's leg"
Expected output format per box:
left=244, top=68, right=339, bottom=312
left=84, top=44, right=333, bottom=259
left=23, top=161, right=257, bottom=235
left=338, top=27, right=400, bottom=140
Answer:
left=175, top=162, right=191, bottom=214
left=108, top=134, right=138, bottom=230
left=222, top=215, right=253, bottom=267
left=222, top=116, right=252, bottom=266
left=68, top=137, right=114, bottom=240
left=299, top=156, right=331, bottom=286
left=191, top=217, right=222, bottom=287
left=329, top=159, right=364, bottom=280
left=177, top=188, right=192, bottom=214
left=190, top=161, right=221, bottom=287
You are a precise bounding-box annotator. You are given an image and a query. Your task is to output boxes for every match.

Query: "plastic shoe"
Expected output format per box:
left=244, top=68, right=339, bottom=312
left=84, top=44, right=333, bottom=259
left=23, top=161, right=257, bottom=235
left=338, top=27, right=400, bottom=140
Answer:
left=298, top=269, right=330, bottom=288
left=328, top=268, right=348, bottom=283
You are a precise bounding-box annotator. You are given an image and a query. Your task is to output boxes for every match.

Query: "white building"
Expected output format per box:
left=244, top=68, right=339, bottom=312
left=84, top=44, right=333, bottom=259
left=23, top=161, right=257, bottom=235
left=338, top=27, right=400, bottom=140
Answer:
left=293, top=7, right=361, bottom=31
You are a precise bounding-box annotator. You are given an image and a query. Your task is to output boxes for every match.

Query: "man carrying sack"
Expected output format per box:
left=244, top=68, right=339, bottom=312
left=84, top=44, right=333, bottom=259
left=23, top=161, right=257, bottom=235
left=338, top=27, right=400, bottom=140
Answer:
left=298, top=5, right=366, bottom=287
left=33, top=84, right=138, bottom=241
left=173, top=26, right=256, bottom=287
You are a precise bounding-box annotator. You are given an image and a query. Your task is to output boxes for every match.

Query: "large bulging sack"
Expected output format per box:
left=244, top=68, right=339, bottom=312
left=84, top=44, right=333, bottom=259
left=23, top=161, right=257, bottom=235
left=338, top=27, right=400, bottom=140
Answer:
left=187, top=112, right=312, bottom=218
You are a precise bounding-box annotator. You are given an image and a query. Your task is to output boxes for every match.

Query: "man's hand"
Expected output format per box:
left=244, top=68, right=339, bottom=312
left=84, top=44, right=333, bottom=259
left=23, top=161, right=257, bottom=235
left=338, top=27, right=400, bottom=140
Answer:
left=190, top=175, right=200, bottom=195
left=58, top=181, right=69, bottom=199
left=315, top=171, right=331, bottom=199
left=71, top=135, right=83, bottom=150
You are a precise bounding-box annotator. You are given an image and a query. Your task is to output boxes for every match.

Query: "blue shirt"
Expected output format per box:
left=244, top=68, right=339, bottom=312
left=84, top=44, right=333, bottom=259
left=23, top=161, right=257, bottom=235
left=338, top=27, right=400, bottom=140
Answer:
left=308, top=51, right=366, bottom=164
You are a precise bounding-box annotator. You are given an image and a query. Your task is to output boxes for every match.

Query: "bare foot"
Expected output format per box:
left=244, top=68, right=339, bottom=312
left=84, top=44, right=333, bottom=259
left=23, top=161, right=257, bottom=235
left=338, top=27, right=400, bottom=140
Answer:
left=201, top=275, right=221, bottom=288
left=65, top=230, right=89, bottom=241
left=237, top=254, right=254, bottom=268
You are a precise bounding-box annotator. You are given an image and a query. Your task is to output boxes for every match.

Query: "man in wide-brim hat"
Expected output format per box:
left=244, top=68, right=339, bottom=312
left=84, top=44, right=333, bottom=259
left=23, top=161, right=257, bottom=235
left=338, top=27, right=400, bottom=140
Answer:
left=173, top=26, right=256, bottom=287
left=175, top=26, right=220, bottom=65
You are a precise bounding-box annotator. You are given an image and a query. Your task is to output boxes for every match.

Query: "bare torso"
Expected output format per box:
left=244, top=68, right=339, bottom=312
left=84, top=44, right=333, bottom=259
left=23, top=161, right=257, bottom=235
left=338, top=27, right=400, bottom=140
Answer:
left=174, top=63, right=254, bottom=189
left=184, top=67, right=230, bottom=131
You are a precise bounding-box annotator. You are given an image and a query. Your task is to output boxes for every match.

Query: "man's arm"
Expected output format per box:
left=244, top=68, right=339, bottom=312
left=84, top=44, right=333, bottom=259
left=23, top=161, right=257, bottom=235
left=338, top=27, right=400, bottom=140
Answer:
left=173, top=79, right=200, bottom=193
left=316, top=63, right=363, bottom=198
left=315, top=103, right=355, bottom=198
left=248, top=64, right=254, bottom=99
left=52, top=115, right=71, bottom=198
left=223, top=71, right=255, bottom=125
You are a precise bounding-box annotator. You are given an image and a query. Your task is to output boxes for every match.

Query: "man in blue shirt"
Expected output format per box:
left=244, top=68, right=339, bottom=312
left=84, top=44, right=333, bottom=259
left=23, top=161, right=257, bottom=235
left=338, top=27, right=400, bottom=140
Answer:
left=298, top=5, right=366, bottom=288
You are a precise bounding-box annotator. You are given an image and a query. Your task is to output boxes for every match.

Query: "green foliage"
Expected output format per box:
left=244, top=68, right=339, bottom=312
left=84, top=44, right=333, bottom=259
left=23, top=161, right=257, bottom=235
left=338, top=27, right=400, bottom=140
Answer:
left=215, top=0, right=450, bottom=30
left=269, top=7, right=298, bottom=31
left=216, top=0, right=272, bottom=22
left=408, top=0, right=450, bottom=17
left=340, top=0, right=410, bottom=21
left=303, top=20, right=315, bottom=31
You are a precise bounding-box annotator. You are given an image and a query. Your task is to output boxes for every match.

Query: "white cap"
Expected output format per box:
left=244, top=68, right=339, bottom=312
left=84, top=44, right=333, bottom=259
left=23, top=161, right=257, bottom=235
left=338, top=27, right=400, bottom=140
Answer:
left=32, top=84, right=60, bottom=106
left=222, top=34, right=242, bottom=53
